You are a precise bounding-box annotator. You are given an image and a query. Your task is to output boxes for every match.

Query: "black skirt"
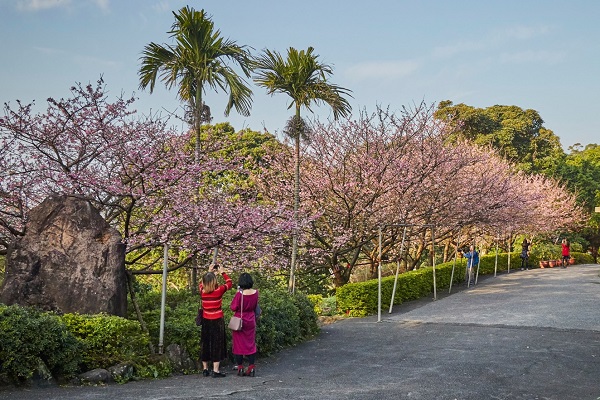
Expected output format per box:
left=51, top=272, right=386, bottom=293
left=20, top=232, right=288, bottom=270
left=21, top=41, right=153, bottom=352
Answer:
left=200, top=317, right=228, bottom=362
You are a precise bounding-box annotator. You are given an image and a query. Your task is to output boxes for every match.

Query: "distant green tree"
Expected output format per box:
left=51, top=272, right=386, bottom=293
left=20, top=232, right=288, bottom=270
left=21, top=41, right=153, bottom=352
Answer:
left=198, top=122, right=283, bottom=195
left=555, top=143, right=600, bottom=261
left=253, top=47, right=352, bottom=292
left=434, top=101, right=564, bottom=175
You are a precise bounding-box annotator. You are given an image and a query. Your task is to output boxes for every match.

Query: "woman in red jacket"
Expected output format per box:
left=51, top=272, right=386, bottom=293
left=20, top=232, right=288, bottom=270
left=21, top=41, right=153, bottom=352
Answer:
left=561, top=238, right=571, bottom=268
left=199, top=264, right=232, bottom=377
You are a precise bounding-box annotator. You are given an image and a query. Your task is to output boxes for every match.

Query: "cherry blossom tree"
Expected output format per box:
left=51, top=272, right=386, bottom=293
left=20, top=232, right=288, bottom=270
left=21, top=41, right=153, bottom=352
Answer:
left=0, top=79, right=291, bottom=276
left=261, top=103, right=584, bottom=288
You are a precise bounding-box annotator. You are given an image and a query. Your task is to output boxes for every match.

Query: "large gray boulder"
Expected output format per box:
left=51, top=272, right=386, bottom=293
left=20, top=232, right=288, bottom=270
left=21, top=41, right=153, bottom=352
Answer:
left=0, top=195, right=127, bottom=316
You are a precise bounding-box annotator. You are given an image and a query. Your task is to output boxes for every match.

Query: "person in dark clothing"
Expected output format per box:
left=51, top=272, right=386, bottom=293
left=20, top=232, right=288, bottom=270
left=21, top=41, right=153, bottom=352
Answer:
left=520, top=239, right=531, bottom=270
left=463, top=245, right=479, bottom=286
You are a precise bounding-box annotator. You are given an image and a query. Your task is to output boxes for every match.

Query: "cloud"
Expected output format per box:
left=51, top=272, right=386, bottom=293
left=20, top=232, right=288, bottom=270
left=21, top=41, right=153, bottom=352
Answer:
left=345, top=60, right=419, bottom=81
left=152, top=1, right=172, bottom=13
left=33, top=46, right=118, bottom=68
left=16, top=0, right=71, bottom=11
left=92, top=0, right=109, bottom=12
left=495, top=25, right=551, bottom=41
left=16, top=0, right=109, bottom=12
left=432, top=24, right=553, bottom=59
left=33, top=46, right=67, bottom=55
left=499, top=50, right=565, bottom=65
left=432, top=41, right=485, bottom=58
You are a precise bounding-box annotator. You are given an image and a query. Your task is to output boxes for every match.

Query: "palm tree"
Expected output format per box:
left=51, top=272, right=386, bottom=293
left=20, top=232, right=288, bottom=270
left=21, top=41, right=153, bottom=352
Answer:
left=138, top=6, right=253, bottom=162
left=253, top=47, right=352, bottom=292
left=138, top=6, right=253, bottom=292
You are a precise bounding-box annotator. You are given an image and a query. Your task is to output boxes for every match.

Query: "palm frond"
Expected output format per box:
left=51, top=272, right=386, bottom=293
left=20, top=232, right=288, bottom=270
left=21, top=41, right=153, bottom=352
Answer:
left=253, top=46, right=352, bottom=122
left=138, top=6, right=253, bottom=122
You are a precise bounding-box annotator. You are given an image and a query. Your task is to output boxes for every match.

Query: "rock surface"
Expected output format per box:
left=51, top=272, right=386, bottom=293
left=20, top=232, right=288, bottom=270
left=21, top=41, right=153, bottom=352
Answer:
left=165, top=343, right=196, bottom=372
left=0, top=195, right=127, bottom=316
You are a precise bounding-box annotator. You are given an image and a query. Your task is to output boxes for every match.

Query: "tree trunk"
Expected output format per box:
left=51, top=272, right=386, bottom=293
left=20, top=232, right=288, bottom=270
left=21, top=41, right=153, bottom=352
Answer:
left=442, top=240, right=450, bottom=263
left=332, top=265, right=351, bottom=287
left=289, top=108, right=301, bottom=293
left=126, top=271, right=155, bottom=354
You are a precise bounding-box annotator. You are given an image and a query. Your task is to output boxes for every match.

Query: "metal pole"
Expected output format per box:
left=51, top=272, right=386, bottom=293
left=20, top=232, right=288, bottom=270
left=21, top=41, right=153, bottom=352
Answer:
left=507, top=234, right=511, bottom=273
left=494, top=233, right=499, bottom=277
left=158, top=243, right=168, bottom=354
left=378, top=226, right=382, bottom=323
left=449, top=232, right=461, bottom=294
left=389, top=226, right=408, bottom=313
left=432, top=226, right=437, bottom=300
left=474, top=238, right=481, bottom=285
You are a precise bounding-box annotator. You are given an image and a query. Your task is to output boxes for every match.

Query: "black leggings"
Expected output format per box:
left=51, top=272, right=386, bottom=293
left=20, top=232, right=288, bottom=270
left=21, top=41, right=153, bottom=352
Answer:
left=235, top=353, right=256, bottom=366
left=521, top=256, right=528, bottom=268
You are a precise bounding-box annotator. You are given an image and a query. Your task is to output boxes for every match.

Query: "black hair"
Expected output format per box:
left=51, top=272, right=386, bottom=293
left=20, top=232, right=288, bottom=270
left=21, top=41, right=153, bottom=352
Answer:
left=238, top=272, right=254, bottom=289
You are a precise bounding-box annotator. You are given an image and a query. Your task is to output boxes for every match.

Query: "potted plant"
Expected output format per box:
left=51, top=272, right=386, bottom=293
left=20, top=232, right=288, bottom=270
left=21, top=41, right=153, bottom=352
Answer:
left=550, top=244, right=562, bottom=267
left=530, top=242, right=557, bottom=268
left=568, top=242, right=583, bottom=265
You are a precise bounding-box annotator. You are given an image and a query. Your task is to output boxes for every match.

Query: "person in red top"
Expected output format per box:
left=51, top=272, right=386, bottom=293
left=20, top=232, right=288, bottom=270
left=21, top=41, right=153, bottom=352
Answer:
left=561, top=238, right=571, bottom=268
left=199, top=264, right=232, bottom=377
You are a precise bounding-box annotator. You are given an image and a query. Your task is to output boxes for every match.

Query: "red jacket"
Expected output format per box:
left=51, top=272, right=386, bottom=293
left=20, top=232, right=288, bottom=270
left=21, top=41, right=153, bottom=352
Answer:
left=562, top=243, right=570, bottom=257
left=200, top=273, right=232, bottom=320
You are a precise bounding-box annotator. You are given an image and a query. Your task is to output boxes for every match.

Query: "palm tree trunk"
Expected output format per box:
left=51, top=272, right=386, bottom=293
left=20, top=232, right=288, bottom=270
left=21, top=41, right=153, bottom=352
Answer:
left=289, top=107, right=301, bottom=293
left=192, top=93, right=202, bottom=295
left=194, top=93, right=202, bottom=163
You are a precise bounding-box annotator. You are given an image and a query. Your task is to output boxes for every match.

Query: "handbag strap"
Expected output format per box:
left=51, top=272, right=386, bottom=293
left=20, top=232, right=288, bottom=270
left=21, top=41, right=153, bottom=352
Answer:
left=240, top=290, right=243, bottom=319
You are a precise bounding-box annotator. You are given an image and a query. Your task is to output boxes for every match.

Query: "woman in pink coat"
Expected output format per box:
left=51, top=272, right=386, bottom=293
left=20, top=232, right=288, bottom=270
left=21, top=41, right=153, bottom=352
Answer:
left=230, top=273, right=260, bottom=376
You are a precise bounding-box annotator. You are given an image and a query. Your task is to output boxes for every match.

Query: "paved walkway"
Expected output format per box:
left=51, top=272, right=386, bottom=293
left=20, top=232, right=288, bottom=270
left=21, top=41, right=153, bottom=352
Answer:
left=2, top=265, right=599, bottom=400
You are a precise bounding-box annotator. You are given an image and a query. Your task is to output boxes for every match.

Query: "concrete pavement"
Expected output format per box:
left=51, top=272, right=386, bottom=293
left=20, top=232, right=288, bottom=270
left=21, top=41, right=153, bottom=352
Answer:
left=2, top=264, right=599, bottom=400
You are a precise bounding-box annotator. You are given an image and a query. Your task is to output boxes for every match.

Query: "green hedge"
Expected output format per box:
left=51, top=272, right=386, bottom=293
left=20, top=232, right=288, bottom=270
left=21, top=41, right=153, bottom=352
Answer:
left=571, top=252, right=595, bottom=264
left=336, top=262, right=458, bottom=317
left=0, top=304, right=81, bottom=384
left=127, top=289, right=200, bottom=366
left=336, top=250, right=594, bottom=317
left=60, top=313, right=151, bottom=371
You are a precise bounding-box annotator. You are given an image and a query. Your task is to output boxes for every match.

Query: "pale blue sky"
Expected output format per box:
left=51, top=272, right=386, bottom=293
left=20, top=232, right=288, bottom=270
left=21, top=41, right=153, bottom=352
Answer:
left=1, top=0, right=598, bottom=149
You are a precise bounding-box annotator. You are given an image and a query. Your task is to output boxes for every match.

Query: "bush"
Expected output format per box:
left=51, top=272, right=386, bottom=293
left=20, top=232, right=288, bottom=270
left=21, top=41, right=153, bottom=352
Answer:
left=128, top=288, right=201, bottom=367
left=572, top=251, right=595, bottom=264
left=61, top=313, right=151, bottom=372
left=308, top=294, right=337, bottom=316
left=130, top=286, right=320, bottom=361
left=291, top=293, right=320, bottom=339
left=0, top=304, right=81, bottom=384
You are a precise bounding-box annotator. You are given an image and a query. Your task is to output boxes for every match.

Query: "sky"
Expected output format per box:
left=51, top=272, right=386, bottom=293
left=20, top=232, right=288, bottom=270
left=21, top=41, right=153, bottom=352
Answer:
left=1, top=0, right=599, bottom=149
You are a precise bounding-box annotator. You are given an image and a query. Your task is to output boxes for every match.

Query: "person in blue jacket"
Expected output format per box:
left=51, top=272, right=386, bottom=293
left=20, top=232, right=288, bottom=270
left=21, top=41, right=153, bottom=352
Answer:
left=463, top=245, right=479, bottom=285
